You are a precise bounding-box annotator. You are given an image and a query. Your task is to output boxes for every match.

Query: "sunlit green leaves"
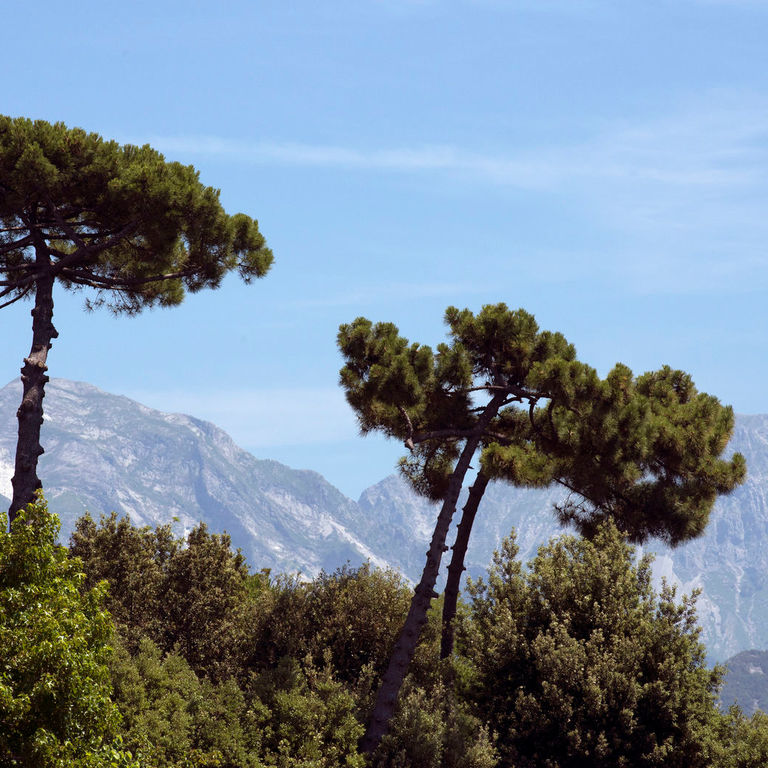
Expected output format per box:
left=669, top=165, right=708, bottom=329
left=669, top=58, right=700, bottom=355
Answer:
left=0, top=496, right=122, bottom=766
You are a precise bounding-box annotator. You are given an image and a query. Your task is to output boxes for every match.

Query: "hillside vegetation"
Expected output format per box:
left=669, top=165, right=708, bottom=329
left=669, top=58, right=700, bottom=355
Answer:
left=4, top=496, right=768, bottom=767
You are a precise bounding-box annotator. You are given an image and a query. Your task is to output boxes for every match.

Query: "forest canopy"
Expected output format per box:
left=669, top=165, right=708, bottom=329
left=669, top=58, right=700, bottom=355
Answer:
left=4, top=497, right=766, bottom=767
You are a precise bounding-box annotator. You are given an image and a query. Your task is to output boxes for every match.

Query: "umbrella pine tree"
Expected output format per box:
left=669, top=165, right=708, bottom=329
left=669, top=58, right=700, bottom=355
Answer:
left=338, top=303, right=745, bottom=754
left=0, top=116, right=272, bottom=522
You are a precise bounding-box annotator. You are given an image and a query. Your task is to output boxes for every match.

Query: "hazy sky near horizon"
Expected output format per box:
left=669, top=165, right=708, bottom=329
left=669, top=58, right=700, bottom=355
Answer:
left=3, top=0, right=768, bottom=497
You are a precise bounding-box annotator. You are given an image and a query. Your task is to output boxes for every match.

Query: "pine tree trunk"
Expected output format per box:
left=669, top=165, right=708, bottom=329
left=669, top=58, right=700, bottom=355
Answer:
left=359, top=394, right=505, bottom=755
left=9, top=263, right=57, bottom=525
left=440, top=468, right=490, bottom=659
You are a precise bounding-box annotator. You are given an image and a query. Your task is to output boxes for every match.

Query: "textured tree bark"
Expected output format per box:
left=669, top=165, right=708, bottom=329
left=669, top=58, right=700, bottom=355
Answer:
left=440, top=468, right=490, bottom=659
left=9, top=261, right=57, bottom=525
left=359, top=394, right=505, bottom=755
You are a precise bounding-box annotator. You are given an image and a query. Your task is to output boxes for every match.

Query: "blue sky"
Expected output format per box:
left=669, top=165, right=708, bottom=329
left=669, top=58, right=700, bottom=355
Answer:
left=3, top=0, right=768, bottom=497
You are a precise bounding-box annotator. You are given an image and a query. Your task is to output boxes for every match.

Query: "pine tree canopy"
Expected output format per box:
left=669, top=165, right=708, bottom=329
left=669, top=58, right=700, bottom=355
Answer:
left=339, top=303, right=745, bottom=545
left=0, top=115, right=272, bottom=313
left=339, top=303, right=745, bottom=752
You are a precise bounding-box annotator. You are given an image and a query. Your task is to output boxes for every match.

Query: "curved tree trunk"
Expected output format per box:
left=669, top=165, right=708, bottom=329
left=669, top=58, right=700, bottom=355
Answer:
left=9, top=264, right=57, bottom=525
left=440, top=468, right=490, bottom=659
left=359, top=394, right=505, bottom=755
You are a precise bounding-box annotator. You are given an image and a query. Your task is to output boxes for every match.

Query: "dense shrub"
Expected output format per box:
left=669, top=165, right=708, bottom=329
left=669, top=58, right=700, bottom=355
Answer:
left=67, top=511, right=759, bottom=767
left=71, top=513, right=252, bottom=680
left=461, top=523, right=722, bottom=768
left=246, top=563, right=412, bottom=690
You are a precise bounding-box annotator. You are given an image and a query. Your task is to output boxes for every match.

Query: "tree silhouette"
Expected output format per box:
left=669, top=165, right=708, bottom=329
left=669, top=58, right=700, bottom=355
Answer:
left=0, top=116, right=272, bottom=522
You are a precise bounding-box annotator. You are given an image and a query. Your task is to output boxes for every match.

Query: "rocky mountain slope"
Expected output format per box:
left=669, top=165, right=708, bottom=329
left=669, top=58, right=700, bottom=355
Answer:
left=2, top=378, right=767, bottom=661
left=0, top=379, right=386, bottom=575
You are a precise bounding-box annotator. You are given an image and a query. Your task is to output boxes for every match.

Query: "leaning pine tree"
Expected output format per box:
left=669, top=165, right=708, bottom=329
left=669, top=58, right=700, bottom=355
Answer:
left=338, top=303, right=745, bottom=755
left=0, top=116, right=272, bottom=523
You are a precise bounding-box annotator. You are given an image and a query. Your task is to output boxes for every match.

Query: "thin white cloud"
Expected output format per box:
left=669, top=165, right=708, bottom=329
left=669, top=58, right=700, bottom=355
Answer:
left=143, top=135, right=554, bottom=188
left=130, top=91, right=768, bottom=296
left=138, top=95, right=768, bottom=193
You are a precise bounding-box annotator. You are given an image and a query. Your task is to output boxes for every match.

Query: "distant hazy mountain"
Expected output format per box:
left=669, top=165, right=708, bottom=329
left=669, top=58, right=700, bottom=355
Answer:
left=2, top=378, right=767, bottom=661
left=0, top=379, right=386, bottom=575
left=721, top=650, right=768, bottom=714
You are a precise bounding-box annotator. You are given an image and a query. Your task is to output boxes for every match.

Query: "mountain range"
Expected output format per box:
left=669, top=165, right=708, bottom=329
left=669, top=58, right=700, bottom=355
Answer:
left=2, top=378, right=767, bottom=662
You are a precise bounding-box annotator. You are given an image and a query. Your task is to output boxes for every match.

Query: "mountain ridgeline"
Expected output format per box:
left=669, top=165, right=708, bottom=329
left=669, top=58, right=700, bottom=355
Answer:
left=1, top=378, right=767, bottom=661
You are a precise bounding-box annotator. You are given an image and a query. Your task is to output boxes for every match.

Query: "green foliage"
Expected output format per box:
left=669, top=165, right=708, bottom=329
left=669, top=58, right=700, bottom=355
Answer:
left=65, top=509, right=768, bottom=767
left=110, top=637, right=365, bottom=768
left=338, top=305, right=574, bottom=501
left=249, top=657, right=366, bottom=768
left=524, top=363, right=747, bottom=545
left=442, top=304, right=576, bottom=383
left=251, top=564, right=412, bottom=689
left=70, top=515, right=401, bottom=765
left=340, top=302, right=744, bottom=545
left=69, top=512, right=177, bottom=651
left=461, top=523, right=722, bottom=768
left=70, top=513, right=252, bottom=681
left=109, top=637, right=263, bottom=768
left=338, top=303, right=743, bottom=755
left=0, top=496, right=126, bottom=766
left=371, top=676, right=498, bottom=768
left=158, top=524, right=252, bottom=680
left=0, top=115, right=272, bottom=313
left=707, top=708, right=768, bottom=767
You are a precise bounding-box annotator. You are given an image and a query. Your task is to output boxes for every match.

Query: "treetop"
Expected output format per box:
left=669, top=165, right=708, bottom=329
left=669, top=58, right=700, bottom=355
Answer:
left=339, top=303, right=746, bottom=545
left=0, top=115, right=272, bottom=313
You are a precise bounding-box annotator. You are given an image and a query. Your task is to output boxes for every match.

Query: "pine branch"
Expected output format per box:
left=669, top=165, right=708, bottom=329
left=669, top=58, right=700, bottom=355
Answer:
left=59, top=265, right=198, bottom=290
left=0, top=234, right=35, bottom=254
left=50, top=218, right=141, bottom=273
left=0, top=285, right=32, bottom=309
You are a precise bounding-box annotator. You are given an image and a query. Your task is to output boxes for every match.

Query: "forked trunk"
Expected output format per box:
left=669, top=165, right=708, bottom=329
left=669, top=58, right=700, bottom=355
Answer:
left=440, top=468, right=490, bottom=659
left=359, top=394, right=505, bottom=755
left=9, top=267, right=57, bottom=525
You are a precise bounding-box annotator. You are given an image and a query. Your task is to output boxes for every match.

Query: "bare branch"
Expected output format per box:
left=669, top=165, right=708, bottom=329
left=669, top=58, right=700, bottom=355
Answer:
left=0, top=272, right=37, bottom=289
left=59, top=265, right=198, bottom=290
left=0, top=234, right=35, bottom=254
left=0, top=285, right=32, bottom=309
left=0, top=261, right=34, bottom=271
left=46, top=199, right=90, bottom=252
left=483, top=431, right=514, bottom=445
left=412, top=427, right=483, bottom=444
left=398, top=405, right=416, bottom=452
left=50, top=217, right=141, bottom=274
left=554, top=478, right=603, bottom=512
